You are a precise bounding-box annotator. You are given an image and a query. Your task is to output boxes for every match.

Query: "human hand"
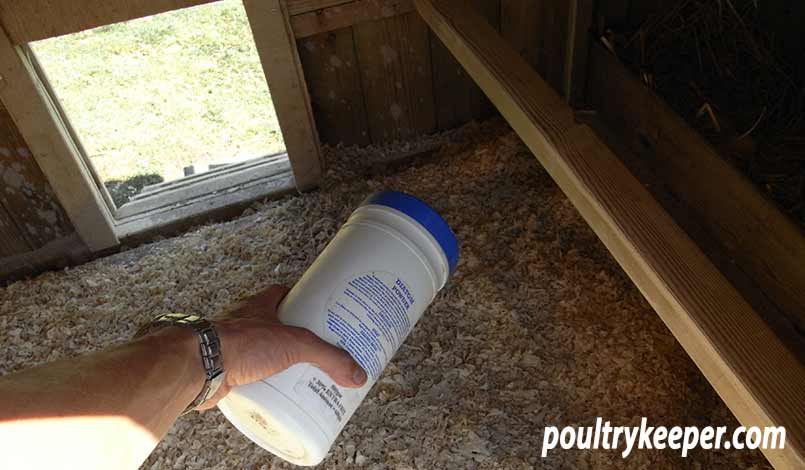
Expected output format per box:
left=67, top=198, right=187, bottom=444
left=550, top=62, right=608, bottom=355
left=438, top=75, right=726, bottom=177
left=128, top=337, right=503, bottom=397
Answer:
left=197, top=285, right=367, bottom=410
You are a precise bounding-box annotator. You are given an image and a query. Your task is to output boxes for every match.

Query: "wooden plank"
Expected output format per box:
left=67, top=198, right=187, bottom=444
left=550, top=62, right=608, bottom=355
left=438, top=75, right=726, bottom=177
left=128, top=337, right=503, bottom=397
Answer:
left=0, top=0, right=216, bottom=44
left=564, top=0, right=594, bottom=105
left=116, top=155, right=290, bottom=218
left=587, top=42, right=805, bottom=340
left=291, top=0, right=414, bottom=38
left=0, top=32, right=118, bottom=251
left=115, top=171, right=295, bottom=240
left=0, top=99, right=76, bottom=250
left=353, top=11, right=435, bottom=143
left=430, top=0, right=498, bottom=130
left=297, top=28, right=371, bottom=145
left=0, top=233, right=89, bottom=283
left=287, top=0, right=352, bottom=16
left=415, top=1, right=805, bottom=468
left=243, top=0, right=323, bottom=190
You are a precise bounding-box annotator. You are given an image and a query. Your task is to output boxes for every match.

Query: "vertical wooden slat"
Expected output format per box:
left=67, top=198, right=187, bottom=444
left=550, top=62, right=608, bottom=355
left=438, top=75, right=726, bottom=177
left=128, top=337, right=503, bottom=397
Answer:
left=564, top=0, right=594, bottom=105
left=430, top=0, right=499, bottom=130
left=500, top=0, right=541, bottom=70
left=537, top=0, right=570, bottom=93
left=244, top=0, right=323, bottom=190
left=0, top=100, right=75, bottom=250
left=501, top=0, right=573, bottom=95
left=353, top=11, right=435, bottom=143
left=297, top=28, right=371, bottom=146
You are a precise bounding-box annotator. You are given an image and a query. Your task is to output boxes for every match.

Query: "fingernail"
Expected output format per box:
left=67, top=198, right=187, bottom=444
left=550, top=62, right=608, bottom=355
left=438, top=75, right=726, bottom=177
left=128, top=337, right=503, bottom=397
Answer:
left=353, top=367, right=367, bottom=385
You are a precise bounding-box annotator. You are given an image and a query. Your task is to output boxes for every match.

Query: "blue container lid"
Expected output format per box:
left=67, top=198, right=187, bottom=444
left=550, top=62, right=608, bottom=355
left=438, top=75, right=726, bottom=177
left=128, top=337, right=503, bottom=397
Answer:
left=362, top=191, right=459, bottom=274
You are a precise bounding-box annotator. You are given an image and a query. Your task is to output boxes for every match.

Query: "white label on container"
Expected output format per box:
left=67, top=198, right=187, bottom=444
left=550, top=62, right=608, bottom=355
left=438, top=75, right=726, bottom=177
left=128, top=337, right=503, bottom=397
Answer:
left=292, top=271, right=416, bottom=437
left=293, top=365, right=350, bottom=426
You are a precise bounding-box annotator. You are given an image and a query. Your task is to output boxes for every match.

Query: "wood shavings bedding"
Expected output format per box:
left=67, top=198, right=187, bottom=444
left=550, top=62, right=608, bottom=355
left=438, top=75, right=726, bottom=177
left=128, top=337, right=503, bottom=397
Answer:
left=0, top=119, right=770, bottom=469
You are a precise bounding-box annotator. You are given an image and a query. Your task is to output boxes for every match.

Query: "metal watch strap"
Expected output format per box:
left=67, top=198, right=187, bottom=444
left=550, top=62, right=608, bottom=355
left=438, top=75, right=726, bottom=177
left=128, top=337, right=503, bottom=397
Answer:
left=134, top=313, right=225, bottom=414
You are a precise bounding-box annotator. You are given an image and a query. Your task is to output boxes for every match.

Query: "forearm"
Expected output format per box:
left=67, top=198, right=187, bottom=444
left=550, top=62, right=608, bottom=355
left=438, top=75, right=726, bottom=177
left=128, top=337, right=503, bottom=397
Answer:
left=0, top=327, right=202, bottom=470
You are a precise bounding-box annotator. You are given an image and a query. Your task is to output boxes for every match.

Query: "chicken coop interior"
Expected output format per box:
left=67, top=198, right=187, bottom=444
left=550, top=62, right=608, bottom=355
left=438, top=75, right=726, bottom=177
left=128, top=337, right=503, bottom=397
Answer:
left=0, top=0, right=803, bottom=468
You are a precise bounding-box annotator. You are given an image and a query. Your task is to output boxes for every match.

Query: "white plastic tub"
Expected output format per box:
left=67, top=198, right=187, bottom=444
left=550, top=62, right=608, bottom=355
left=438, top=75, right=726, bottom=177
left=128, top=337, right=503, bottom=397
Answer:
left=218, top=191, right=459, bottom=465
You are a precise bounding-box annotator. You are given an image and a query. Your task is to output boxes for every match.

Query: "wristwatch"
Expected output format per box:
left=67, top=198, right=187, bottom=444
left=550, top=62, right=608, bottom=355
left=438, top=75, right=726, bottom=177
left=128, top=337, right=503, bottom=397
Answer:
left=134, top=313, right=226, bottom=414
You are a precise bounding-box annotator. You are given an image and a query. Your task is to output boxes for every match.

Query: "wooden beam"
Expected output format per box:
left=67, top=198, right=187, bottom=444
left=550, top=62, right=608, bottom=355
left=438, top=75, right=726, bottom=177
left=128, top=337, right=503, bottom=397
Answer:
left=0, top=0, right=216, bottom=44
left=290, top=0, right=413, bottom=38
left=244, top=0, right=322, bottom=191
left=286, top=0, right=352, bottom=16
left=0, top=31, right=118, bottom=251
left=415, top=1, right=805, bottom=468
left=587, top=42, right=805, bottom=342
left=0, top=233, right=89, bottom=283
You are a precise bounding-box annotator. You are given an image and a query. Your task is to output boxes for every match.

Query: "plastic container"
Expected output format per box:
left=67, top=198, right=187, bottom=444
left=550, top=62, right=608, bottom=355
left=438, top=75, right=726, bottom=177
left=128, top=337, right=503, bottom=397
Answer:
left=218, top=191, right=458, bottom=466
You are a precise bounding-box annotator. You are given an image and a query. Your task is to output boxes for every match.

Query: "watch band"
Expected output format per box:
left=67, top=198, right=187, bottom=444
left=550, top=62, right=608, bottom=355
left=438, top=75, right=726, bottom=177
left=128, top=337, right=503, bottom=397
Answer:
left=134, top=313, right=226, bottom=414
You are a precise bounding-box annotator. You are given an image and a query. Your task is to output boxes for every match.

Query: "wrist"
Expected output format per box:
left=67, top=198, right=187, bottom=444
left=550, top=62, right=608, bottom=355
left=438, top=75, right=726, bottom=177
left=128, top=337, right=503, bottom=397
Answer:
left=136, top=326, right=206, bottom=399
left=134, top=323, right=212, bottom=416
left=140, top=325, right=199, bottom=358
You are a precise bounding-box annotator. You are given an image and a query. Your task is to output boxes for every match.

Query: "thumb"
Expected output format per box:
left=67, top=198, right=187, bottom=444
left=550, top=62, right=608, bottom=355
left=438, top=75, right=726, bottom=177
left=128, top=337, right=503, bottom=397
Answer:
left=284, top=327, right=368, bottom=388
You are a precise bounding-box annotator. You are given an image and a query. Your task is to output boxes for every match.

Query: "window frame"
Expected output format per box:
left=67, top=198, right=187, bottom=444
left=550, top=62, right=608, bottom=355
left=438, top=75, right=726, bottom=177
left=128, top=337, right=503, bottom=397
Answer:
left=0, top=0, right=321, bottom=250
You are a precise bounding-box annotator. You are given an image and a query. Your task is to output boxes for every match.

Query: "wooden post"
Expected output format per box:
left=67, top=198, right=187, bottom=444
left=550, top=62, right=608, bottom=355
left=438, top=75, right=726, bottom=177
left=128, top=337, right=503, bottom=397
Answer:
left=244, top=0, right=323, bottom=191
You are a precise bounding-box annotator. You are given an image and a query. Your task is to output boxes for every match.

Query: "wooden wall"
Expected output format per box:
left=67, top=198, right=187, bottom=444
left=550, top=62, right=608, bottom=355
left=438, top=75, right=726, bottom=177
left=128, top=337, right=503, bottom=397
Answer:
left=0, top=0, right=579, bottom=280
left=293, top=0, right=575, bottom=146
left=0, top=99, right=87, bottom=281
left=594, top=0, right=674, bottom=29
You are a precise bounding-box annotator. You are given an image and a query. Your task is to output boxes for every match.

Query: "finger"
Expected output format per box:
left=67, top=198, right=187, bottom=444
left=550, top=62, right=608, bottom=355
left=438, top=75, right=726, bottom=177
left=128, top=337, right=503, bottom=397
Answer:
left=226, top=285, right=289, bottom=320
left=262, top=284, right=290, bottom=320
left=284, top=327, right=367, bottom=388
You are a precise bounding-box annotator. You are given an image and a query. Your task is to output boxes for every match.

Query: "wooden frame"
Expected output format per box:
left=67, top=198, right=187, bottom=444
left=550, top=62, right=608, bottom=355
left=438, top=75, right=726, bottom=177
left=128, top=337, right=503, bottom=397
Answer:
left=415, top=1, right=804, bottom=468
left=244, top=0, right=323, bottom=190
left=0, top=1, right=218, bottom=44
left=0, top=0, right=323, bottom=249
left=0, top=29, right=118, bottom=251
